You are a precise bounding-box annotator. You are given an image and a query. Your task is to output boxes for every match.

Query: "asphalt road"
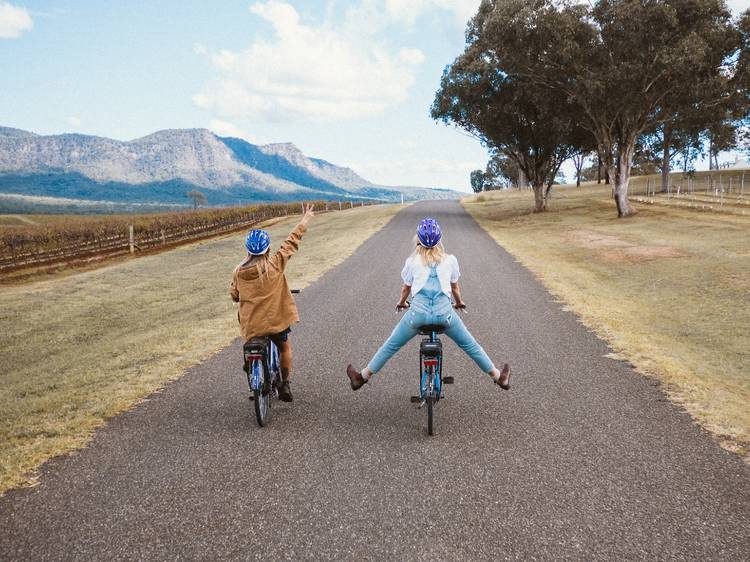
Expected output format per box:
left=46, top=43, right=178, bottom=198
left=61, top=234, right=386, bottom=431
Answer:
left=1, top=201, right=749, bottom=561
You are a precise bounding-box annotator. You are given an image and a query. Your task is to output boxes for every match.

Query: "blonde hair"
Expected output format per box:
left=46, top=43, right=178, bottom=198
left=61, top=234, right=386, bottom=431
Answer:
left=413, top=236, right=446, bottom=267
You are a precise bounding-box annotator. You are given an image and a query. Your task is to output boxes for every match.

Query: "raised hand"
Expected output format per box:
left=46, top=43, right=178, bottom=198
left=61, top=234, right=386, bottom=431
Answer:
left=300, top=203, right=315, bottom=226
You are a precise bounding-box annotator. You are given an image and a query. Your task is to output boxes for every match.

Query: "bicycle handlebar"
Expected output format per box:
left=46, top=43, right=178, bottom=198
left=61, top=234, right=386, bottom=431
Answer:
left=395, top=301, right=468, bottom=313
left=291, top=289, right=301, bottom=294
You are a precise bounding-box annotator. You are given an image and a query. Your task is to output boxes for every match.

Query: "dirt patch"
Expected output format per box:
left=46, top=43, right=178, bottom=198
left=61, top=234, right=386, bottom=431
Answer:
left=566, top=230, right=686, bottom=263
left=566, top=229, right=631, bottom=248
left=600, top=246, right=687, bottom=263
left=723, top=273, right=750, bottom=290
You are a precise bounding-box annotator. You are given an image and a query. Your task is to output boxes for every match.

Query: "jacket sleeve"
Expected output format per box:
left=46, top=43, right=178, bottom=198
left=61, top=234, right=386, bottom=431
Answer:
left=271, top=223, right=307, bottom=271
left=229, top=268, right=240, bottom=302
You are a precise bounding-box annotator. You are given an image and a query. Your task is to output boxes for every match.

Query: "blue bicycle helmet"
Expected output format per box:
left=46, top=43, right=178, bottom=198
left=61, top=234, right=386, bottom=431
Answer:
left=245, top=229, right=270, bottom=255
left=416, top=218, right=442, bottom=248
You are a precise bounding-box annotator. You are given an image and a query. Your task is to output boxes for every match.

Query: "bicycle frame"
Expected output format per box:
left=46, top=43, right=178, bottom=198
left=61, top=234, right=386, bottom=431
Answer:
left=245, top=339, right=280, bottom=392
left=417, top=328, right=445, bottom=436
left=420, top=330, right=442, bottom=400
left=243, top=337, right=282, bottom=427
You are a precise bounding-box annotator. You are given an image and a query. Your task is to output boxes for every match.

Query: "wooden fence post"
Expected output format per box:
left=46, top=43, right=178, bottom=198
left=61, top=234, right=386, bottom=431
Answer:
left=338, top=201, right=342, bottom=211
left=129, top=225, right=134, bottom=254
left=161, top=229, right=166, bottom=245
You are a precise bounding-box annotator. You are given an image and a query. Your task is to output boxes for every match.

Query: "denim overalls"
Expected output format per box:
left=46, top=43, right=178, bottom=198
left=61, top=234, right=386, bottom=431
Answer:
left=367, top=266, right=495, bottom=374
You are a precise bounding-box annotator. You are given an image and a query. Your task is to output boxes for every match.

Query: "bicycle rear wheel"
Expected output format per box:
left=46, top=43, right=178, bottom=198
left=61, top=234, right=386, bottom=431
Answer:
left=253, top=361, right=270, bottom=427
left=426, top=395, right=434, bottom=436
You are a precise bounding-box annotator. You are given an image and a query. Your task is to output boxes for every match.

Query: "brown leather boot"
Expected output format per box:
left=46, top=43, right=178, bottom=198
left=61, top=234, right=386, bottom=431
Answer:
left=346, top=365, right=367, bottom=391
left=496, top=363, right=511, bottom=390
left=278, top=380, right=293, bottom=402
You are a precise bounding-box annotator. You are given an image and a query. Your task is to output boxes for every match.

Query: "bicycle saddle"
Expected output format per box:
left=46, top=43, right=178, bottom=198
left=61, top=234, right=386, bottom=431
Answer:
left=419, top=324, right=446, bottom=335
left=244, top=337, right=268, bottom=353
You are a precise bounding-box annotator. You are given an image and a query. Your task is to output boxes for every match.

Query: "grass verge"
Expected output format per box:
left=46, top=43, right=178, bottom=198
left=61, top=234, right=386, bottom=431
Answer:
left=0, top=204, right=402, bottom=494
left=464, top=184, right=749, bottom=458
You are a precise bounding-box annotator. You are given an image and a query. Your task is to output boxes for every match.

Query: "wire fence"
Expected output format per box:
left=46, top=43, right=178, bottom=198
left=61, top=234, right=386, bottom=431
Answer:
left=630, top=170, right=750, bottom=215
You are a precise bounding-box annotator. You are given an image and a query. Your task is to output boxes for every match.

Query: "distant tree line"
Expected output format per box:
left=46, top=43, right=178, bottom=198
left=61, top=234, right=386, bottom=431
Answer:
left=432, top=0, right=750, bottom=216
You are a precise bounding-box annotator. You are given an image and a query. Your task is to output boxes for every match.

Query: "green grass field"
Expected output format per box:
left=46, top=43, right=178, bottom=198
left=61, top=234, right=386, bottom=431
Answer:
left=465, top=181, right=749, bottom=458
left=0, top=204, right=402, bottom=494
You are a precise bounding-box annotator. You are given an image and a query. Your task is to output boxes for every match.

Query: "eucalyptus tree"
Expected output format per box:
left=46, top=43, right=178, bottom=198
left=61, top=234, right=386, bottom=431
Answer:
left=470, top=170, right=487, bottom=193
left=485, top=151, right=523, bottom=189
left=469, top=0, right=744, bottom=216
left=431, top=0, right=589, bottom=212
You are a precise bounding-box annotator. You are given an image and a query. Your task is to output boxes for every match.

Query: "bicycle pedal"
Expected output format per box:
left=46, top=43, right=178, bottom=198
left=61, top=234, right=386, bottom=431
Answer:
left=443, top=376, right=454, bottom=384
left=410, top=396, right=421, bottom=403
left=248, top=395, right=254, bottom=401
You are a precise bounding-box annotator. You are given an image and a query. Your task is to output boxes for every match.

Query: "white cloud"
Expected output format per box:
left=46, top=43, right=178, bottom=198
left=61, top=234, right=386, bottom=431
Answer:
left=193, top=42, right=208, bottom=55
left=348, top=157, right=480, bottom=189
left=208, top=119, right=257, bottom=142
left=0, top=2, right=32, bottom=38
left=193, top=1, right=425, bottom=122
left=398, top=47, right=426, bottom=65
left=384, top=0, right=480, bottom=27
left=65, top=116, right=81, bottom=127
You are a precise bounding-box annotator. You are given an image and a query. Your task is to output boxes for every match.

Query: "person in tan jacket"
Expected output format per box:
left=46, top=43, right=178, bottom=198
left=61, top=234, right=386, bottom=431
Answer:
left=230, top=204, right=315, bottom=402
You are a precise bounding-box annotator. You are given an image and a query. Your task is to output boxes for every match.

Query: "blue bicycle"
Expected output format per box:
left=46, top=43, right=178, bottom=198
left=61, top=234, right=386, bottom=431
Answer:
left=242, top=289, right=299, bottom=427
left=408, top=319, right=459, bottom=436
left=243, top=336, right=281, bottom=427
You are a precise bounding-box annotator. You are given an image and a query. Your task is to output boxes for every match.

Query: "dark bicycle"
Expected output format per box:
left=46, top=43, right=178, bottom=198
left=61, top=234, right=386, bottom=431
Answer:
left=242, top=289, right=299, bottom=427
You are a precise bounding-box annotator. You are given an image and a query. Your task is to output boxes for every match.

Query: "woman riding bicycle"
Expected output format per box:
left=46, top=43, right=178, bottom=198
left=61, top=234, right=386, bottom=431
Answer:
left=346, top=218, right=510, bottom=390
left=230, top=204, right=315, bottom=402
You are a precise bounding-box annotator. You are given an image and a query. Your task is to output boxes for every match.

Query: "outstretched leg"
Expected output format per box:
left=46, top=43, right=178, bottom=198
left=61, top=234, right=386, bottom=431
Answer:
left=444, top=313, right=510, bottom=389
left=347, top=312, right=419, bottom=390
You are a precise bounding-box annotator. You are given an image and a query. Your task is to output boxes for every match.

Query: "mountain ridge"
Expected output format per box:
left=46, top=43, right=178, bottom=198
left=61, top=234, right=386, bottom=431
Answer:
left=0, top=126, right=459, bottom=207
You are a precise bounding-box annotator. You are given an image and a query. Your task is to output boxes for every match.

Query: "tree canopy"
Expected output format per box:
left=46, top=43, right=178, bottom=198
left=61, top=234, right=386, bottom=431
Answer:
left=434, top=0, right=749, bottom=216
left=431, top=0, right=592, bottom=212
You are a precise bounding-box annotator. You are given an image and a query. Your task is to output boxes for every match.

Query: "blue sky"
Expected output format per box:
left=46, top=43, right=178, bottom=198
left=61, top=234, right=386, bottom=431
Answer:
left=1, top=1, right=749, bottom=192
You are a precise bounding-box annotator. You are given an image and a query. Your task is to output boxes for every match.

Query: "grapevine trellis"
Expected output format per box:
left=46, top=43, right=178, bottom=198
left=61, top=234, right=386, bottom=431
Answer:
left=1, top=200, right=373, bottom=271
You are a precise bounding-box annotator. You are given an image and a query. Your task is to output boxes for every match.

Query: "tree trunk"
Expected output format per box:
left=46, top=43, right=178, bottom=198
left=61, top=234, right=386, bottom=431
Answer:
left=517, top=169, right=528, bottom=190
left=613, top=141, right=636, bottom=218
left=532, top=183, right=547, bottom=212
left=597, top=153, right=602, bottom=184
left=661, top=125, right=671, bottom=193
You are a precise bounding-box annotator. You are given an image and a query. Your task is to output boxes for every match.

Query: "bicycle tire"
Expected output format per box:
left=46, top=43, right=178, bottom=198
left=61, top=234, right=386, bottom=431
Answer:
left=253, top=360, right=270, bottom=427
left=427, top=395, right=434, bottom=436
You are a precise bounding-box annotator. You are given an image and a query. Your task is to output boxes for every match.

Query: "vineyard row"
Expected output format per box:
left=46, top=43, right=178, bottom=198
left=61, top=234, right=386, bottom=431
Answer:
left=1, top=200, right=373, bottom=271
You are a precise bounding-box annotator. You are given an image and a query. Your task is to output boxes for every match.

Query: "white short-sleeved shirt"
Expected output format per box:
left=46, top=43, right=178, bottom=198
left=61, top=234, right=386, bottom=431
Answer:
left=401, top=254, right=460, bottom=297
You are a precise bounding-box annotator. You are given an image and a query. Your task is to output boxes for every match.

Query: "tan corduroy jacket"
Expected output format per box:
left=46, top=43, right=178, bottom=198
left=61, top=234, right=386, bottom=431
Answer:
left=230, top=223, right=307, bottom=341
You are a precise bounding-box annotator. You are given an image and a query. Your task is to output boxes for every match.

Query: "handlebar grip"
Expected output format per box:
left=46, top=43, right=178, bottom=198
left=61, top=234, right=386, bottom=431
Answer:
left=291, top=289, right=301, bottom=294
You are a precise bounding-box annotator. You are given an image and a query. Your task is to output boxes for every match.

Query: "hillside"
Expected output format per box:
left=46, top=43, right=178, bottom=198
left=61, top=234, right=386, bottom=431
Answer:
left=0, top=127, right=459, bottom=208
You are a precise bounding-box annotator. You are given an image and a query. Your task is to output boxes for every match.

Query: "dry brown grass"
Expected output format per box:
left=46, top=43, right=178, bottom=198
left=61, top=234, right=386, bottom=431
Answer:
left=464, top=183, right=750, bottom=458
left=0, top=204, right=402, bottom=494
